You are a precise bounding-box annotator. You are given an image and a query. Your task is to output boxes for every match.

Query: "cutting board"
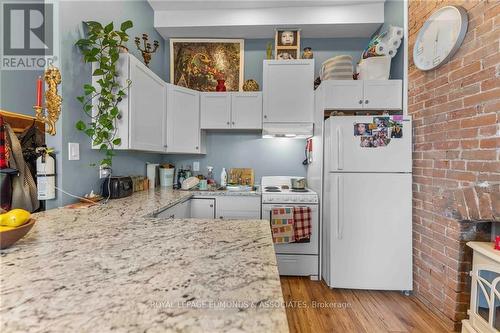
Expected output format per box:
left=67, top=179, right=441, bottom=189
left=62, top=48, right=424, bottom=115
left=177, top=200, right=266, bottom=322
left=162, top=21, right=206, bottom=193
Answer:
left=228, top=168, right=254, bottom=186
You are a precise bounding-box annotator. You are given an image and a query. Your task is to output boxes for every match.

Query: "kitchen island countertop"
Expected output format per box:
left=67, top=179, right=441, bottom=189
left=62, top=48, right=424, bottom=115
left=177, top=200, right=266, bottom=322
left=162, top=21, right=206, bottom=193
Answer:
left=0, top=188, right=288, bottom=333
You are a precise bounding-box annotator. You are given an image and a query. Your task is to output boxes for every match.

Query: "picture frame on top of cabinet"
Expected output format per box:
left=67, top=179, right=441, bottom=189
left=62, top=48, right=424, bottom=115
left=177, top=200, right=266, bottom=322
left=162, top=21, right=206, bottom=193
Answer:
left=275, top=29, right=300, bottom=60
left=170, top=39, right=244, bottom=91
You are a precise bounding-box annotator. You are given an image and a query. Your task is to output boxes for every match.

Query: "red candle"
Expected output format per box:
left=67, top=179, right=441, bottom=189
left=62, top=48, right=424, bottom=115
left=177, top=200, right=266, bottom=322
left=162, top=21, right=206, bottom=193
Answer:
left=36, top=76, right=43, bottom=107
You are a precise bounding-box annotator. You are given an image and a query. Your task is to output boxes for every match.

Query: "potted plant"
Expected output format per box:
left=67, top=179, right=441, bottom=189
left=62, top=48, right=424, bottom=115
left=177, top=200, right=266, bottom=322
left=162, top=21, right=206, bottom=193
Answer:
left=75, top=20, right=133, bottom=166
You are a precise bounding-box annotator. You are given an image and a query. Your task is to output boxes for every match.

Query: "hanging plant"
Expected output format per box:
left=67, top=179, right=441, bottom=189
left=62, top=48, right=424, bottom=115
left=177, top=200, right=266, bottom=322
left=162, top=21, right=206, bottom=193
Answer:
left=75, top=20, right=133, bottom=166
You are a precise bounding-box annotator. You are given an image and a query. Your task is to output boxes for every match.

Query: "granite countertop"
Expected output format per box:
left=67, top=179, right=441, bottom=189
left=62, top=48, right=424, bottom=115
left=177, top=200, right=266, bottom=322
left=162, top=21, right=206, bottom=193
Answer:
left=0, top=189, right=287, bottom=333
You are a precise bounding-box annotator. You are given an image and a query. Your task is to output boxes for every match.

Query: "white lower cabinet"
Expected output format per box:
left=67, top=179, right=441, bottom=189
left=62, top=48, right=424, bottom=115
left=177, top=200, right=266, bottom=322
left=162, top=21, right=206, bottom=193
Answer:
left=156, top=199, right=191, bottom=219
left=216, top=196, right=261, bottom=219
left=190, top=198, right=215, bottom=218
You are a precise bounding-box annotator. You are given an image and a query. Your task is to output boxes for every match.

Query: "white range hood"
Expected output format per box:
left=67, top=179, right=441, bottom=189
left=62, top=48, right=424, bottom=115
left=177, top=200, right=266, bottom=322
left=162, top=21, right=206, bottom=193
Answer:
left=262, top=122, right=313, bottom=139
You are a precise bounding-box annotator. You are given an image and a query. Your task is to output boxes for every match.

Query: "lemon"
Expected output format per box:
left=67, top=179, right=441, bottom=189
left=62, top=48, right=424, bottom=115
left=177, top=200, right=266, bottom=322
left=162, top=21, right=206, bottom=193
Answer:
left=0, top=209, right=31, bottom=227
left=0, top=226, right=16, bottom=232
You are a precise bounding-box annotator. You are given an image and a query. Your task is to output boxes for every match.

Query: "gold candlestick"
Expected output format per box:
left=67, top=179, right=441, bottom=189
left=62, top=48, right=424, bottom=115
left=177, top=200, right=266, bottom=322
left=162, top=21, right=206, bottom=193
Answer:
left=33, top=67, right=62, bottom=136
left=134, top=33, right=159, bottom=67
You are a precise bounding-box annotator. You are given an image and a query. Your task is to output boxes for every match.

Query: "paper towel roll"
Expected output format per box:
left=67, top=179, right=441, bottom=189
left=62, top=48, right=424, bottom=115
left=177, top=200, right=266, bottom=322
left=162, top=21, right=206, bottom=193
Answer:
left=146, top=163, right=159, bottom=189
left=388, top=25, right=404, bottom=39
left=387, top=37, right=402, bottom=49
left=375, top=43, right=388, bottom=56
left=375, top=43, right=397, bottom=58
left=386, top=48, right=397, bottom=58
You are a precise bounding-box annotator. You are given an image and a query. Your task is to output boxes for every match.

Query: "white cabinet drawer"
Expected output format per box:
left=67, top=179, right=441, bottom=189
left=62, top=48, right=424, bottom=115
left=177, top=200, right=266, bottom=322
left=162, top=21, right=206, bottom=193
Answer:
left=276, top=254, right=318, bottom=276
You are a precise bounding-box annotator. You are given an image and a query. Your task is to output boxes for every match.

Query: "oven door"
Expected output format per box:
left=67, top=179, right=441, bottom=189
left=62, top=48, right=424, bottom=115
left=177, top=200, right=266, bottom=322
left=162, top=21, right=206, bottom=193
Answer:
left=262, top=203, right=319, bottom=255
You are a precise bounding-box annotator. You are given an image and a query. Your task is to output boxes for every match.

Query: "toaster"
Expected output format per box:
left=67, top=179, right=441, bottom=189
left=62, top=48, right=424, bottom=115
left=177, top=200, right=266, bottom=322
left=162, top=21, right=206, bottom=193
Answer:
left=101, top=176, right=133, bottom=199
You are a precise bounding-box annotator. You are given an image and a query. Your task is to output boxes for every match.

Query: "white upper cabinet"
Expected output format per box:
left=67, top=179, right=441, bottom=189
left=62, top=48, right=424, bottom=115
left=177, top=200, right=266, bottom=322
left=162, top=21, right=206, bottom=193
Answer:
left=93, top=54, right=168, bottom=153
left=231, top=92, right=262, bottom=129
left=166, top=84, right=204, bottom=154
left=93, top=54, right=205, bottom=154
left=322, top=81, right=364, bottom=110
left=263, top=60, right=314, bottom=123
left=362, top=80, right=402, bottom=110
left=200, top=93, right=232, bottom=129
left=321, top=80, right=402, bottom=110
left=128, top=55, right=168, bottom=152
left=200, top=92, right=262, bottom=130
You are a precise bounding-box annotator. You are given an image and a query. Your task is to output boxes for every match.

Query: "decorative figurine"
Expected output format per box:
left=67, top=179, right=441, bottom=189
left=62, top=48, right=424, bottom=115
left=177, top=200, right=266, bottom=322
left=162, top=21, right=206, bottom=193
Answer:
left=266, top=42, right=273, bottom=60
left=134, top=33, right=159, bottom=67
left=33, top=67, right=62, bottom=136
left=243, top=79, right=259, bottom=91
left=302, top=47, right=313, bottom=59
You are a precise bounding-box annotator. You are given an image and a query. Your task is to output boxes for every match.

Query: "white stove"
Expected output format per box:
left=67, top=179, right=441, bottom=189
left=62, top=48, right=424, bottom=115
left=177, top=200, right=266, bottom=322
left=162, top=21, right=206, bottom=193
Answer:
left=261, top=176, right=318, bottom=204
left=261, top=176, right=319, bottom=279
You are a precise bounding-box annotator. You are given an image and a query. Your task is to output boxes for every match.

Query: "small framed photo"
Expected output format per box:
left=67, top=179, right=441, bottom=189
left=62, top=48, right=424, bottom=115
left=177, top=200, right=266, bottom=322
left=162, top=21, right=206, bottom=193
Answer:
left=277, top=49, right=297, bottom=60
left=277, top=30, right=299, bottom=47
left=275, top=29, right=301, bottom=60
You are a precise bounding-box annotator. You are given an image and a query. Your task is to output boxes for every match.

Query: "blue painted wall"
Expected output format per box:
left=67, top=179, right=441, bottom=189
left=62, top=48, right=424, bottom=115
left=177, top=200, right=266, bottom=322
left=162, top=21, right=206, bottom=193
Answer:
left=50, top=0, right=167, bottom=207
left=164, top=133, right=308, bottom=183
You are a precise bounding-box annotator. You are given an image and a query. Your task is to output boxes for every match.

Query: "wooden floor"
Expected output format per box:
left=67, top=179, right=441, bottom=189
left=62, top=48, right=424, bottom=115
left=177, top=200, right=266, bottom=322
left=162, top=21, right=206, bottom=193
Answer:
left=280, top=277, right=451, bottom=333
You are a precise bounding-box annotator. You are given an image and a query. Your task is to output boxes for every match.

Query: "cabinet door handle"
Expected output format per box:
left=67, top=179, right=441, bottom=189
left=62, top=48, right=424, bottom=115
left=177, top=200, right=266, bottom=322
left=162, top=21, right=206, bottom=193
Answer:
left=365, top=100, right=369, bottom=104
left=358, top=100, right=363, bottom=104
left=163, top=144, right=168, bottom=148
left=209, top=204, right=213, bottom=208
left=219, top=216, right=223, bottom=219
left=195, top=146, right=199, bottom=150
left=264, top=115, right=267, bottom=119
left=226, top=121, right=230, bottom=125
left=231, top=121, right=235, bottom=125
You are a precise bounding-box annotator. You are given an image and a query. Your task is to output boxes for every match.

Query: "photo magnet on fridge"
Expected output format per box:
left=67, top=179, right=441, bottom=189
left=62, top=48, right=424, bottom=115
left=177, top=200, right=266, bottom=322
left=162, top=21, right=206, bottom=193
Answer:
left=354, top=123, right=372, bottom=136
left=391, top=122, right=403, bottom=138
left=373, top=117, right=390, bottom=128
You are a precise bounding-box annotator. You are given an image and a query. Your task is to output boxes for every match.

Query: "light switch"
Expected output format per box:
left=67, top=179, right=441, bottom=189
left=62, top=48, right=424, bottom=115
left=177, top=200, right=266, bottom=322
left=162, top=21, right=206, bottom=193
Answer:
left=193, top=161, right=200, bottom=172
left=68, top=142, right=80, bottom=160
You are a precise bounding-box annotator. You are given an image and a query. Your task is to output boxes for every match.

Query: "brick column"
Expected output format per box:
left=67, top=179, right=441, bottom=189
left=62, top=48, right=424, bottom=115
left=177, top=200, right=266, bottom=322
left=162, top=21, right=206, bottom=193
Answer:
left=408, top=0, right=499, bottom=331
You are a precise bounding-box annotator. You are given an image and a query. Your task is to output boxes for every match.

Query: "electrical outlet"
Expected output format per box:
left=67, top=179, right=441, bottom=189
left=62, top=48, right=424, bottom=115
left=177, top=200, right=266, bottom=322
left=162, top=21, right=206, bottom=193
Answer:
left=99, top=165, right=112, bottom=179
left=193, top=161, right=200, bottom=172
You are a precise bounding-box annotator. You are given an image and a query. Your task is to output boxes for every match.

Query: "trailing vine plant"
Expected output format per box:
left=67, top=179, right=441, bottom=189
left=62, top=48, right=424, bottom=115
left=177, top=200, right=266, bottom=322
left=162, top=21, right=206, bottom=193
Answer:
left=75, top=20, right=133, bottom=166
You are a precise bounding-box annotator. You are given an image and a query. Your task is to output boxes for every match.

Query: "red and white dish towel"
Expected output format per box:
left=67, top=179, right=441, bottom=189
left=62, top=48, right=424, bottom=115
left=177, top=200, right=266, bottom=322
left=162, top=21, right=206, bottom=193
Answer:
left=293, top=207, right=312, bottom=241
left=271, top=206, right=312, bottom=243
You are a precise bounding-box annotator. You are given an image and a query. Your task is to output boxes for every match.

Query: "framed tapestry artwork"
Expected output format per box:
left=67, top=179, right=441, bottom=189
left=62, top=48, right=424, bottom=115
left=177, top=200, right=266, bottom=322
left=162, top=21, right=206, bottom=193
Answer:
left=170, top=39, right=244, bottom=91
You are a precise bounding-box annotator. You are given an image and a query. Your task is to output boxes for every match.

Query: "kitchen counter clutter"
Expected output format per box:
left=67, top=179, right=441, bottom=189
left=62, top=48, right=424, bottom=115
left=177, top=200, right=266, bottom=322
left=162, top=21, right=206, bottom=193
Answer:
left=0, top=188, right=288, bottom=333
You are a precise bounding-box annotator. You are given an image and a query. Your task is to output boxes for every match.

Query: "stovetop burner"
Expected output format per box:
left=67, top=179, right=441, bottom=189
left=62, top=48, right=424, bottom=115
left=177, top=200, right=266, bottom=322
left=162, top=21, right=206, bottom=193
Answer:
left=264, top=186, right=280, bottom=190
left=265, top=189, right=281, bottom=192
left=291, top=189, right=309, bottom=193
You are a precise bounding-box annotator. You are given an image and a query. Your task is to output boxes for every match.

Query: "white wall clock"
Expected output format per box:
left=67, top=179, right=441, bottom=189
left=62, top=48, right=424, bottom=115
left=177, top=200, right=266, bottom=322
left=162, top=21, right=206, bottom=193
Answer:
left=413, top=6, right=468, bottom=71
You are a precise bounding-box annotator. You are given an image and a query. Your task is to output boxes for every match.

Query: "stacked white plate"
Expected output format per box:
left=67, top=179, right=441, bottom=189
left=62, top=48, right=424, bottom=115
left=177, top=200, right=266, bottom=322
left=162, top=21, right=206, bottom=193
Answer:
left=320, top=55, right=353, bottom=80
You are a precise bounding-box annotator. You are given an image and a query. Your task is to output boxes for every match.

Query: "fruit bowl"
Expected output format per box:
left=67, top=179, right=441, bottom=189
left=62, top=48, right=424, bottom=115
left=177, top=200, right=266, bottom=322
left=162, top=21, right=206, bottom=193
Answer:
left=0, top=219, right=36, bottom=249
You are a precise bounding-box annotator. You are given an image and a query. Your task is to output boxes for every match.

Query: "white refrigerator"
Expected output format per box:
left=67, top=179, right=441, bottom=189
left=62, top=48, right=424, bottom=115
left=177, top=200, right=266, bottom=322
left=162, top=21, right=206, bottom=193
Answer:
left=322, top=116, right=412, bottom=291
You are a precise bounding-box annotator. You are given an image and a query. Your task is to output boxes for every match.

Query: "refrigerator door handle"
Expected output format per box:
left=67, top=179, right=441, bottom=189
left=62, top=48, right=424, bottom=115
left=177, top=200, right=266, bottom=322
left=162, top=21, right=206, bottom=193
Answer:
left=337, top=127, right=344, bottom=170
left=337, top=175, right=344, bottom=240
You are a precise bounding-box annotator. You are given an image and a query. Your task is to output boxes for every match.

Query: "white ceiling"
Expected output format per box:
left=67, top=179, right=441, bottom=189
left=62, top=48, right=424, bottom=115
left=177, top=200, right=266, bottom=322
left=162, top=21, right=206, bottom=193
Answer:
left=148, top=0, right=384, bottom=11
left=148, top=0, right=386, bottom=39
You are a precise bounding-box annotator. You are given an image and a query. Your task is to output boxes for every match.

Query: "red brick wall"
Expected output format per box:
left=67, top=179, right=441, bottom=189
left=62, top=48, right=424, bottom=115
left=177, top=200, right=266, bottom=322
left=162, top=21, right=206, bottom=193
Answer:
left=408, top=0, right=499, bottom=330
